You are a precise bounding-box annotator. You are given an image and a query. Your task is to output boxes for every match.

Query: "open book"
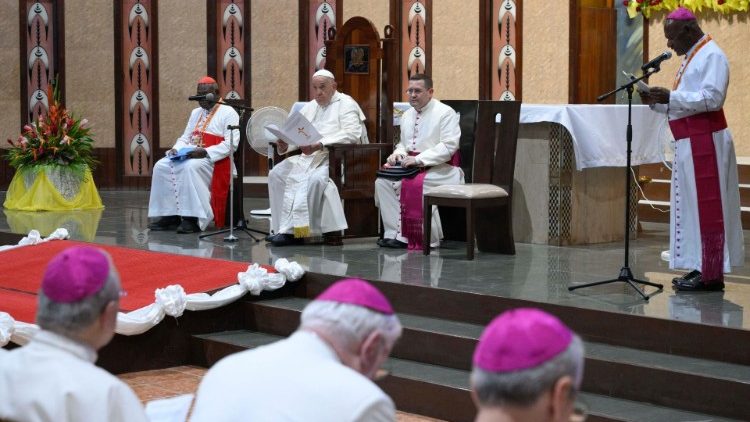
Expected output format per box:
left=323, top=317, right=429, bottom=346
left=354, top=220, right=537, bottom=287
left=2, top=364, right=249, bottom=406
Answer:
left=264, top=111, right=322, bottom=147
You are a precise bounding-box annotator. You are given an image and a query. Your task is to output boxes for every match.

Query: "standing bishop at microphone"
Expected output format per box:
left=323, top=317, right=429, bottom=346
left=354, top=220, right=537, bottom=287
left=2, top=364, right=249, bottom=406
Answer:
left=640, top=7, right=743, bottom=291
left=147, top=76, right=240, bottom=233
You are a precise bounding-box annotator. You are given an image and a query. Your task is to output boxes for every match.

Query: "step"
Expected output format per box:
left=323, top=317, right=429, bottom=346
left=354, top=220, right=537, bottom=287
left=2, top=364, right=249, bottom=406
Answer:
left=298, top=273, right=750, bottom=366
left=240, top=296, right=750, bottom=419
left=190, top=329, right=742, bottom=422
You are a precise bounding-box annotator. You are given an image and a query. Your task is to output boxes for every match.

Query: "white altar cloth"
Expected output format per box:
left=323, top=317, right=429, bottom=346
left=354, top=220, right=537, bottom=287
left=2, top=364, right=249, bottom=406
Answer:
left=520, top=104, right=670, bottom=170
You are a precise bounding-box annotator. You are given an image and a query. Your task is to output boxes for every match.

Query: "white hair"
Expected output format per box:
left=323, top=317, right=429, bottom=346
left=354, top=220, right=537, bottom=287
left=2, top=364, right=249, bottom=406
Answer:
left=470, top=334, right=585, bottom=407
left=300, top=300, right=402, bottom=350
left=36, top=264, right=121, bottom=337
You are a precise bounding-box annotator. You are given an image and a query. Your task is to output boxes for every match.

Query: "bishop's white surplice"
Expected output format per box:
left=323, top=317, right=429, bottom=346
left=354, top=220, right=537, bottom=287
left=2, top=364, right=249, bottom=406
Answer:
left=190, top=330, right=395, bottom=422
left=0, top=330, right=148, bottom=422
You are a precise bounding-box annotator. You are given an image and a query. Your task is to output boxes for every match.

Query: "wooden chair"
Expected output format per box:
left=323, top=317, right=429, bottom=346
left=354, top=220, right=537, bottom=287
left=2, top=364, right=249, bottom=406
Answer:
left=423, top=101, right=522, bottom=260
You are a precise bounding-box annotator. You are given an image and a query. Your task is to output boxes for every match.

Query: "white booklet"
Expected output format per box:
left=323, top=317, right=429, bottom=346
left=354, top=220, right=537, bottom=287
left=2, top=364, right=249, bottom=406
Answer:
left=622, top=70, right=650, bottom=93
left=264, top=111, right=322, bottom=147
left=145, top=393, right=194, bottom=422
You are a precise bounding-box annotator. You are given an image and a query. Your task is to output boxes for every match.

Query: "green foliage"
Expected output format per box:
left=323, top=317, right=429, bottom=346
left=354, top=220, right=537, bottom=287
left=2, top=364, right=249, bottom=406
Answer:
left=5, top=83, right=97, bottom=175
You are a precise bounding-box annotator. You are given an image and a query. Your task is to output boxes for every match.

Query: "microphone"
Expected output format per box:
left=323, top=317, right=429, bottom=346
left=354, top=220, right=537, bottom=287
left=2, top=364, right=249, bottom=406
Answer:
left=188, top=93, right=216, bottom=102
left=641, top=50, right=672, bottom=71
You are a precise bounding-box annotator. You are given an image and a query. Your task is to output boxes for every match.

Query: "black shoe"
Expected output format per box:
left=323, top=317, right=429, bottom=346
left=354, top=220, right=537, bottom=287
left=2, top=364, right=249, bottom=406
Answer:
left=377, top=238, right=407, bottom=249
left=672, top=270, right=702, bottom=285
left=270, top=233, right=304, bottom=247
left=265, top=233, right=276, bottom=242
left=149, top=216, right=180, bottom=231
left=176, top=217, right=201, bottom=234
left=674, top=273, right=724, bottom=292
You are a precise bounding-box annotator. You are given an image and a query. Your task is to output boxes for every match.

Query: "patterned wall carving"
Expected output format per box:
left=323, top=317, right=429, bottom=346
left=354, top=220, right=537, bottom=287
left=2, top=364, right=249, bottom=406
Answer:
left=117, top=0, right=157, bottom=177
left=209, top=0, right=250, bottom=100
left=393, top=0, right=431, bottom=101
left=22, top=1, right=64, bottom=125
left=481, top=0, right=522, bottom=101
left=300, top=0, right=341, bottom=100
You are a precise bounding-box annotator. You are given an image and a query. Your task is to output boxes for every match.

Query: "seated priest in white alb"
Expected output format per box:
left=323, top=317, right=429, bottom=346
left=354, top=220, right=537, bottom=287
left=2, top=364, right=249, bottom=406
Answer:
left=267, top=69, right=369, bottom=246
left=148, top=76, right=240, bottom=234
left=0, top=246, right=148, bottom=422
left=375, top=73, right=463, bottom=250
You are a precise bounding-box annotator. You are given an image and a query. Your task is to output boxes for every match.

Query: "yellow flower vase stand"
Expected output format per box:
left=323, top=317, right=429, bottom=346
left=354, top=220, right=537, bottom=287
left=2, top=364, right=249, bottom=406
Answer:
left=3, top=166, right=104, bottom=211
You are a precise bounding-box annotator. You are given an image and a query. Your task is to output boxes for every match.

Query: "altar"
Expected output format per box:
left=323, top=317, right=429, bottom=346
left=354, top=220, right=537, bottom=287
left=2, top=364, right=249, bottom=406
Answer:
left=511, top=104, right=669, bottom=245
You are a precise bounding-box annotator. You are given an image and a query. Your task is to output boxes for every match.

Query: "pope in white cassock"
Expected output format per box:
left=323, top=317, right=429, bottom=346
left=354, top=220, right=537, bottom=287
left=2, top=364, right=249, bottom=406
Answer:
left=148, top=76, right=240, bottom=234
left=266, top=69, right=368, bottom=247
left=640, top=7, right=743, bottom=291
left=0, top=246, right=148, bottom=422
left=375, top=73, right=463, bottom=250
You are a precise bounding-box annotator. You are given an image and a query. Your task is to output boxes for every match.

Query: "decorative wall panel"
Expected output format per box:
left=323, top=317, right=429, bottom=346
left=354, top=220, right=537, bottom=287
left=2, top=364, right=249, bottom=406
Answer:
left=391, top=0, right=431, bottom=101
left=299, top=0, right=342, bottom=100
left=480, top=0, right=521, bottom=101
left=208, top=0, right=250, bottom=101
left=116, top=0, right=158, bottom=177
left=21, top=0, right=64, bottom=125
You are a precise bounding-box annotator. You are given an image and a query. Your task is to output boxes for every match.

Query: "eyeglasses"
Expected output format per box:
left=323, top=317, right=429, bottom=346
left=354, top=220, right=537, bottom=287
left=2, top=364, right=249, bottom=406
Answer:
left=405, top=88, right=425, bottom=95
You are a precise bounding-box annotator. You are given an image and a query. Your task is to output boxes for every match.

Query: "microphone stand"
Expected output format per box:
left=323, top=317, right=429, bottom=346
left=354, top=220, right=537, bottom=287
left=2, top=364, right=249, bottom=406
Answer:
left=200, top=100, right=267, bottom=242
left=568, top=69, right=664, bottom=300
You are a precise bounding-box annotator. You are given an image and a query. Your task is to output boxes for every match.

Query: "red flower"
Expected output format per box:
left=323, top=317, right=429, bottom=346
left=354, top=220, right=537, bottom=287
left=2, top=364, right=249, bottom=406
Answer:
left=622, top=0, right=629, bottom=5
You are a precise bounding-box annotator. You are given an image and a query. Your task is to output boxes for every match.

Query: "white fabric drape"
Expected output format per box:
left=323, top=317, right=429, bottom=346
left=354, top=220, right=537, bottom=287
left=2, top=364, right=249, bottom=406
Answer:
left=0, top=230, right=305, bottom=346
left=520, top=104, right=669, bottom=170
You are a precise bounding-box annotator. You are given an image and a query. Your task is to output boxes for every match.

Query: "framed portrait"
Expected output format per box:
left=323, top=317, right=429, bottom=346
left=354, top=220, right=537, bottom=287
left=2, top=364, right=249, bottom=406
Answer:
left=344, top=45, right=369, bottom=74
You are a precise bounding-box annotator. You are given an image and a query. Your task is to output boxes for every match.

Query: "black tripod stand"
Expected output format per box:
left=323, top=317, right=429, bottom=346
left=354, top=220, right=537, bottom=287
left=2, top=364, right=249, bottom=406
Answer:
left=568, top=72, right=664, bottom=301
left=200, top=102, right=268, bottom=242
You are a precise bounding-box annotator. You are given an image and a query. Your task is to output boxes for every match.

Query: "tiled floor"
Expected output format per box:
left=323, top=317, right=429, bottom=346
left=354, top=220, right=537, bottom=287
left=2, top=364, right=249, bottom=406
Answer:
left=2, top=190, right=750, bottom=330
left=119, top=365, right=444, bottom=421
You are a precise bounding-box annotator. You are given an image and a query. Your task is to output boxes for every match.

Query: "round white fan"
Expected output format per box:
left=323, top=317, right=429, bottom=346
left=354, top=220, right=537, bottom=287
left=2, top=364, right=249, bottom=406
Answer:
left=246, top=106, right=287, bottom=216
left=247, top=106, right=288, bottom=159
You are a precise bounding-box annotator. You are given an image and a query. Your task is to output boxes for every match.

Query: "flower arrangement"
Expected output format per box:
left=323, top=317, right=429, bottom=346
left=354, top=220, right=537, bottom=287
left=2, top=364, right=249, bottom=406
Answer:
left=623, top=0, right=749, bottom=18
left=6, top=83, right=97, bottom=176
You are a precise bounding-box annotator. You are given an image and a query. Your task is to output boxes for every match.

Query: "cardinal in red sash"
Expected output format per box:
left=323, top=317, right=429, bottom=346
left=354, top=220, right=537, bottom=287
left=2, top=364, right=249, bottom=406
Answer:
left=148, top=76, right=239, bottom=233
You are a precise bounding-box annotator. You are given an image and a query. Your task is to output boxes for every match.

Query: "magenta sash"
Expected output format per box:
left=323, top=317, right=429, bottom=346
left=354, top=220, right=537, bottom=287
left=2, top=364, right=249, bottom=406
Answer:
left=669, top=109, right=727, bottom=281
left=400, top=151, right=461, bottom=251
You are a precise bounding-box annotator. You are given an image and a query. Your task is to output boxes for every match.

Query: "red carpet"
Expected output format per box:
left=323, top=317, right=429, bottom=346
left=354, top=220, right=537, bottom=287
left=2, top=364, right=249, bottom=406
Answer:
left=0, top=240, right=271, bottom=323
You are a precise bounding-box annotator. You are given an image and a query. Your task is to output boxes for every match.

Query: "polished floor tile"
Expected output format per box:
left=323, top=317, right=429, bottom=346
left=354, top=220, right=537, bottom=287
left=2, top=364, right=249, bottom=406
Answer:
left=2, top=190, right=749, bottom=330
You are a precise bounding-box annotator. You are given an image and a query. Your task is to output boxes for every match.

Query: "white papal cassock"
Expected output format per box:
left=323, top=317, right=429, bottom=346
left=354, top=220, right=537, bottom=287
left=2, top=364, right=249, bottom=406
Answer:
left=375, top=98, right=463, bottom=246
left=191, top=331, right=395, bottom=422
left=148, top=104, right=239, bottom=230
left=651, top=35, right=743, bottom=276
left=0, top=330, right=148, bottom=422
left=269, top=91, right=368, bottom=237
